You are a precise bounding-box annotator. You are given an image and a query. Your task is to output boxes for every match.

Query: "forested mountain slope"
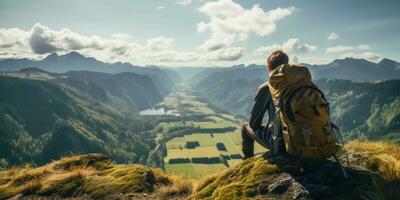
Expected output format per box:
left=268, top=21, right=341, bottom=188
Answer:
left=61, top=71, right=162, bottom=112
left=0, top=69, right=170, bottom=166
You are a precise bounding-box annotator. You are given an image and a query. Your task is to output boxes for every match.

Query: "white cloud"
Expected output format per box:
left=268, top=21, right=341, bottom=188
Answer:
left=0, top=23, right=249, bottom=66
left=27, top=23, right=134, bottom=54
left=176, top=0, right=192, bottom=6
left=282, top=38, right=318, bottom=53
left=197, top=0, right=296, bottom=51
left=362, top=52, right=380, bottom=60
left=145, top=36, right=174, bottom=51
left=0, top=27, right=31, bottom=56
left=254, top=38, right=317, bottom=55
left=196, top=21, right=208, bottom=33
left=198, top=0, right=244, bottom=17
left=326, top=45, right=354, bottom=53
left=254, top=44, right=281, bottom=55
left=202, top=47, right=244, bottom=61
left=197, top=35, right=233, bottom=51
left=0, top=23, right=174, bottom=63
left=156, top=6, right=165, bottom=11
left=326, top=44, right=372, bottom=53
left=143, top=50, right=198, bottom=62
left=29, top=24, right=61, bottom=54
left=327, top=32, right=339, bottom=40
left=299, top=56, right=333, bottom=65
left=357, top=44, right=370, bottom=50
left=342, top=51, right=381, bottom=61
left=326, top=43, right=380, bottom=62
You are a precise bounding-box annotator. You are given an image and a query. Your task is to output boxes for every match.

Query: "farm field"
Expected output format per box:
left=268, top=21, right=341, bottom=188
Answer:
left=155, top=85, right=267, bottom=179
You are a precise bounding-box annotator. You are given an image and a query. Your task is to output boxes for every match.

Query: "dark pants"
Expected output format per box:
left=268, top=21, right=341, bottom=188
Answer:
left=241, top=123, right=274, bottom=159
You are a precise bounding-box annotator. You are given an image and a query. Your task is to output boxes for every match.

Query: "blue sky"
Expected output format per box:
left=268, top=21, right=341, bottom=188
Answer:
left=0, top=0, right=399, bottom=66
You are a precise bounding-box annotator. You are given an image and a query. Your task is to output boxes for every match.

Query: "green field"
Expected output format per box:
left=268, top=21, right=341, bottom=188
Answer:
left=154, top=85, right=267, bottom=179
left=164, top=163, right=227, bottom=179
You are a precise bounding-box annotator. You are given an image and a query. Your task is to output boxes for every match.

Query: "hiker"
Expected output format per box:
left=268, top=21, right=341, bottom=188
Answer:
left=241, top=50, right=286, bottom=159
left=241, top=50, right=342, bottom=160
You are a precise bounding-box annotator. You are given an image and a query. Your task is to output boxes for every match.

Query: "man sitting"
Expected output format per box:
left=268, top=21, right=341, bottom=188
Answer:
left=241, top=50, right=288, bottom=159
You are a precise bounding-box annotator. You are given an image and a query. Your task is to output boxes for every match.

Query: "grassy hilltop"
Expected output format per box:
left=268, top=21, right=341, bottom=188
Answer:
left=0, top=141, right=399, bottom=199
left=0, top=154, right=191, bottom=200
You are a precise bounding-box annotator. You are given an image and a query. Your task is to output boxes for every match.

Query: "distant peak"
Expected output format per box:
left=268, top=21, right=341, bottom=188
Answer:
left=63, top=51, right=85, bottom=58
left=45, top=52, right=59, bottom=58
left=247, top=64, right=264, bottom=68
left=48, top=52, right=59, bottom=57
left=19, top=67, right=47, bottom=73
left=42, top=52, right=59, bottom=61
left=232, top=64, right=245, bottom=68
left=343, top=57, right=363, bottom=62
left=379, top=58, right=398, bottom=65
left=329, top=57, right=371, bottom=65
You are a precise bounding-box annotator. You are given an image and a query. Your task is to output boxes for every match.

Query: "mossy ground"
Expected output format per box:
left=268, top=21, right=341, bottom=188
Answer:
left=191, top=141, right=400, bottom=200
left=0, top=141, right=399, bottom=200
left=0, top=154, right=191, bottom=199
left=346, top=141, right=400, bottom=180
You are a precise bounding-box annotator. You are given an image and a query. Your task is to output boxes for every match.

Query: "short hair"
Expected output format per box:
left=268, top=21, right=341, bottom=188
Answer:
left=267, top=50, right=289, bottom=71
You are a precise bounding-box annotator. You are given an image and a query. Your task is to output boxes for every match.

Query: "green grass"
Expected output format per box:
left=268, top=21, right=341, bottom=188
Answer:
left=164, top=129, right=266, bottom=179
left=193, top=117, right=236, bottom=129
left=165, top=132, right=265, bottom=160
left=165, top=163, right=227, bottom=179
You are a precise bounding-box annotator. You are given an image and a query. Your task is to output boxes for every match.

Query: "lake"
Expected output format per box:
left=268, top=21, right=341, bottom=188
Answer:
left=139, top=107, right=181, bottom=116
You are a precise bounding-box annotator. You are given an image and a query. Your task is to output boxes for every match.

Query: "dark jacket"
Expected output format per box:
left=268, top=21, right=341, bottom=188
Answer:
left=249, top=82, right=276, bottom=131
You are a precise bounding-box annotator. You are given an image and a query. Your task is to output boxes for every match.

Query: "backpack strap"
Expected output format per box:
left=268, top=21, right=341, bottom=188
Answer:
left=268, top=85, right=284, bottom=155
left=333, top=155, right=349, bottom=179
left=331, top=122, right=350, bottom=166
left=272, top=100, right=282, bottom=155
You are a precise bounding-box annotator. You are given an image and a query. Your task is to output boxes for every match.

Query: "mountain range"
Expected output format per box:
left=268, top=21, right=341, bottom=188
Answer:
left=0, top=52, right=181, bottom=96
left=190, top=57, right=400, bottom=87
left=193, top=58, right=400, bottom=143
left=308, top=57, right=400, bottom=81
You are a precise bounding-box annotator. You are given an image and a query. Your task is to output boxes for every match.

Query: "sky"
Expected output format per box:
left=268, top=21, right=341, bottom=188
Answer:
left=0, top=0, right=399, bottom=67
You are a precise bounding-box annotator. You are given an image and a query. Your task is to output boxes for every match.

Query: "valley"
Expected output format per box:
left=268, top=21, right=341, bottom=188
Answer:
left=143, top=85, right=266, bottom=179
left=1, top=1, right=400, bottom=198
left=1, top=52, right=400, bottom=182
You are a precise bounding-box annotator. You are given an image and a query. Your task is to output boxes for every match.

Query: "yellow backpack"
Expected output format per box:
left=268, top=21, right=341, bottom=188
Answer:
left=268, top=64, right=342, bottom=159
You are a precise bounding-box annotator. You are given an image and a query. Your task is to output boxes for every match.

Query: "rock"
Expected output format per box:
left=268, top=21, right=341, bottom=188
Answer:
left=258, top=181, right=269, bottom=194
left=291, top=181, right=311, bottom=200
left=268, top=176, right=292, bottom=194
left=8, top=193, right=23, bottom=200
left=304, top=184, right=333, bottom=199
left=192, top=146, right=400, bottom=200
